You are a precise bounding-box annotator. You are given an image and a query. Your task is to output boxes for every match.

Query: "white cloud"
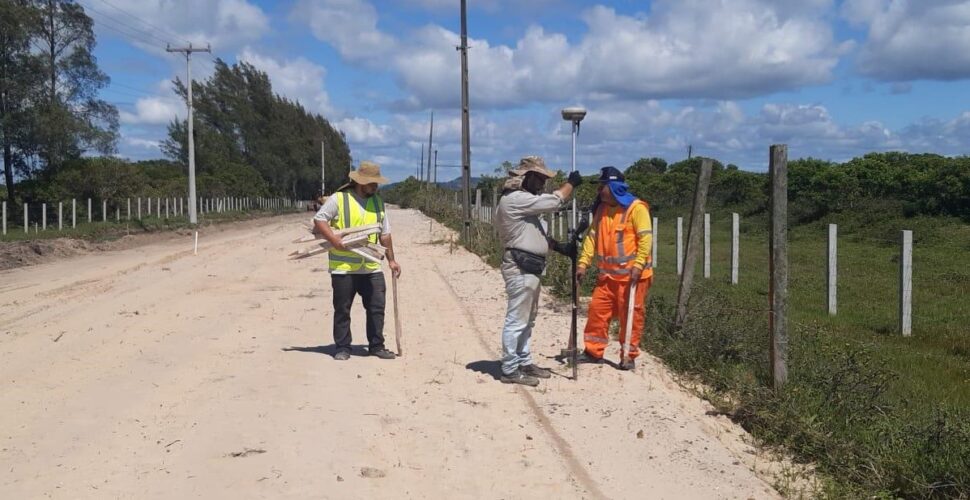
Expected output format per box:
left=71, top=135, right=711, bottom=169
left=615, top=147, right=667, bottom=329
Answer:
left=296, top=0, right=847, bottom=110
left=238, top=48, right=334, bottom=116
left=336, top=117, right=394, bottom=146
left=119, top=96, right=183, bottom=125
left=83, top=0, right=269, bottom=55
left=290, top=0, right=395, bottom=64
left=844, top=0, right=970, bottom=80
left=124, top=137, right=162, bottom=150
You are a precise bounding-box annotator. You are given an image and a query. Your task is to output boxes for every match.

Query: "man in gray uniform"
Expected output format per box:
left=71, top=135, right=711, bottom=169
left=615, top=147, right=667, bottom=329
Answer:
left=494, top=156, right=583, bottom=386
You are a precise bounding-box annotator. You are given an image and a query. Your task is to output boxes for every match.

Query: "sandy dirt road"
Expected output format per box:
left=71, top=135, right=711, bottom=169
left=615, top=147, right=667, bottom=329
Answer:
left=1, top=208, right=781, bottom=499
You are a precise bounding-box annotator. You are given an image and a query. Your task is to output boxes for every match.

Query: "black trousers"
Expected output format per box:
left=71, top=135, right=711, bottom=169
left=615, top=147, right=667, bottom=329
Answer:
left=331, top=273, right=386, bottom=353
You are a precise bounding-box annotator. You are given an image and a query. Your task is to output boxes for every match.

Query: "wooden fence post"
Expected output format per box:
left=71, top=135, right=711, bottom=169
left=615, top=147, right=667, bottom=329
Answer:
left=674, top=158, right=714, bottom=330
left=827, top=223, right=837, bottom=316
left=676, top=216, right=683, bottom=275
left=769, top=144, right=789, bottom=389
left=703, top=212, right=710, bottom=279
left=731, top=213, right=739, bottom=285
left=900, top=230, right=913, bottom=336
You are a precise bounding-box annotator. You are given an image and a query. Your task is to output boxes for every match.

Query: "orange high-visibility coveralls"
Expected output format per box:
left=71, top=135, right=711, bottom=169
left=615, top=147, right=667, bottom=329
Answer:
left=578, top=199, right=653, bottom=360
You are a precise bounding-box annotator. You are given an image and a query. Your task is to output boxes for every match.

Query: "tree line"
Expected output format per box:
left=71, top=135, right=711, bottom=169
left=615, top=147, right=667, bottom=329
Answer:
left=453, top=152, right=970, bottom=224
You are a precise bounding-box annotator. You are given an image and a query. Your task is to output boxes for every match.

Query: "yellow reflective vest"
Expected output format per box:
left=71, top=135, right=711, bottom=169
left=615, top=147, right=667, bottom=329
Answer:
left=329, top=191, right=385, bottom=273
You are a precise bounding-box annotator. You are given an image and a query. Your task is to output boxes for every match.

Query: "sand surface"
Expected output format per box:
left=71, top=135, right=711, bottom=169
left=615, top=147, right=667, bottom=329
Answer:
left=0, top=208, right=782, bottom=499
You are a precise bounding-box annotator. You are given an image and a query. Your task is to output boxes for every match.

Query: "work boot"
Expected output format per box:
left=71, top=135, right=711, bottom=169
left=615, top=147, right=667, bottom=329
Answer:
left=333, top=350, right=351, bottom=361
left=577, top=350, right=604, bottom=364
left=619, top=358, right=636, bottom=371
left=521, top=364, right=552, bottom=379
left=369, top=348, right=396, bottom=360
left=500, top=369, right=540, bottom=387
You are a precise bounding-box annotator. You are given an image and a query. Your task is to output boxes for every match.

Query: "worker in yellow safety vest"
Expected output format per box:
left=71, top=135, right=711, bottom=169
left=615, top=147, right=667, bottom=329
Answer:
left=576, top=166, right=653, bottom=371
left=313, top=161, right=401, bottom=361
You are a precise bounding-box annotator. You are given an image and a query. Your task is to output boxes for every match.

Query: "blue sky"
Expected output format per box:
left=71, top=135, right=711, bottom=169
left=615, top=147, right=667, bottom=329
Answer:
left=88, top=0, right=970, bottom=181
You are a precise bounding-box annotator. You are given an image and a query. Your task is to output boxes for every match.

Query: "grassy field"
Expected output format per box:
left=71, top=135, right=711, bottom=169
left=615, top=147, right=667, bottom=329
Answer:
left=646, top=209, right=970, bottom=409
left=389, top=187, right=970, bottom=498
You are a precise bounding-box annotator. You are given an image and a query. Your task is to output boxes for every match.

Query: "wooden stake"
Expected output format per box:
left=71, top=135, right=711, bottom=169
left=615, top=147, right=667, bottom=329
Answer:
left=392, top=273, right=403, bottom=356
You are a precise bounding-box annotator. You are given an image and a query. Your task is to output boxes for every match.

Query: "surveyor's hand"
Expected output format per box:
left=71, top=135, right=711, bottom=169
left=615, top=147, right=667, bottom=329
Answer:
left=630, top=266, right=642, bottom=283
left=330, top=238, right=348, bottom=252
left=567, top=170, right=583, bottom=187
left=576, top=266, right=587, bottom=282
left=389, top=260, right=402, bottom=278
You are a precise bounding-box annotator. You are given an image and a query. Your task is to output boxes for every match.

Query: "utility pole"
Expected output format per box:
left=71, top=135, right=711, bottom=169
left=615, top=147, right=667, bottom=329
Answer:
left=426, top=110, right=434, bottom=184
left=433, top=149, right=438, bottom=184
left=321, top=138, right=326, bottom=196
left=687, top=144, right=693, bottom=159
left=420, top=148, right=424, bottom=182
left=458, top=0, right=472, bottom=240
left=167, top=42, right=210, bottom=225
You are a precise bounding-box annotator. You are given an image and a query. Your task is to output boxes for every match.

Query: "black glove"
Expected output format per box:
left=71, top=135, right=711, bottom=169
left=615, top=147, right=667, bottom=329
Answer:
left=567, top=170, right=583, bottom=187
left=548, top=236, right=577, bottom=258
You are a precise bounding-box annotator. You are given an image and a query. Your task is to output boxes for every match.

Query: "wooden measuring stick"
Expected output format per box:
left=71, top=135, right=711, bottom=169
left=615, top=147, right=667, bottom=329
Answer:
left=622, top=281, right=638, bottom=365
left=392, top=272, right=403, bottom=356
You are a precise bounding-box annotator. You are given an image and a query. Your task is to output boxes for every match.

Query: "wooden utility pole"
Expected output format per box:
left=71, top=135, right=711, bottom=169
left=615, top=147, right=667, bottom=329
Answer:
left=673, top=158, right=713, bottom=330
left=769, top=144, right=789, bottom=388
left=458, top=0, right=472, bottom=240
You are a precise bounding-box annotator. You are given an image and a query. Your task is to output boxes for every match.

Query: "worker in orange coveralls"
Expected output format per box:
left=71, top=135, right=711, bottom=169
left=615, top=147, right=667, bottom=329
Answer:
left=575, top=166, right=653, bottom=371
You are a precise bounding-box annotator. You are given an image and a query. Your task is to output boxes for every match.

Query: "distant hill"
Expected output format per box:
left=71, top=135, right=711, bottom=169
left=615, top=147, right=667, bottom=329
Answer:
left=384, top=176, right=482, bottom=191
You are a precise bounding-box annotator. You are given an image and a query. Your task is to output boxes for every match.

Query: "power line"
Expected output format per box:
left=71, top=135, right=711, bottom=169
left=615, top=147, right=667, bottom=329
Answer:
left=92, top=0, right=191, bottom=46
left=85, top=12, right=161, bottom=47
left=101, top=87, right=154, bottom=100
left=107, top=81, right=158, bottom=95
left=81, top=3, right=173, bottom=46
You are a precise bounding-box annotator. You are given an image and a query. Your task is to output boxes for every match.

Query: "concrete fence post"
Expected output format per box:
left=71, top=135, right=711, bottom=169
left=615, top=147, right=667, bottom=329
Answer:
left=827, top=224, right=837, bottom=316
left=59, top=202, right=63, bottom=230
left=87, top=198, right=92, bottom=223
left=72, top=199, right=76, bottom=228
left=703, top=212, right=710, bottom=279
left=900, top=230, right=913, bottom=336
left=127, top=198, right=131, bottom=220
left=731, top=213, right=739, bottom=285
left=676, top=216, right=684, bottom=276
left=102, top=200, right=107, bottom=222
left=24, top=203, right=28, bottom=233
left=115, top=207, right=119, bottom=222
left=137, top=198, right=142, bottom=219
left=42, top=203, right=47, bottom=230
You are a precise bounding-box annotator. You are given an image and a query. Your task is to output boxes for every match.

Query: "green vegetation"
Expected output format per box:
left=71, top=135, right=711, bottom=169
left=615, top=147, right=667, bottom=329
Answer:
left=384, top=152, right=970, bottom=498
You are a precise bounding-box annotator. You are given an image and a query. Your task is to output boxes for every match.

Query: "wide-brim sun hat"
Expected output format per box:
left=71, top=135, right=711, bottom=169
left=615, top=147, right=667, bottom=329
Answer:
left=349, top=160, right=390, bottom=185
left=511, top=155, right=556, bottom=178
